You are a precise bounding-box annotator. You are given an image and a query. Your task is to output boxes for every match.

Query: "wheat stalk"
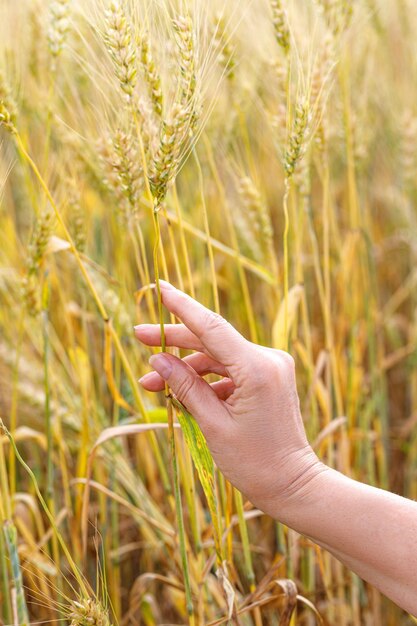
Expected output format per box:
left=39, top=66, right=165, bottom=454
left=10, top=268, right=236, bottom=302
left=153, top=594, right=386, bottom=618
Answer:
left=3, top=521, right=29, bottom=626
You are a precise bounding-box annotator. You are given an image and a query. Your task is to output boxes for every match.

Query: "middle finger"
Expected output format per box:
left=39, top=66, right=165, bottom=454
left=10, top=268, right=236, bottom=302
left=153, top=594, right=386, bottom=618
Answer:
left=139, top=352, right=228, bottom=391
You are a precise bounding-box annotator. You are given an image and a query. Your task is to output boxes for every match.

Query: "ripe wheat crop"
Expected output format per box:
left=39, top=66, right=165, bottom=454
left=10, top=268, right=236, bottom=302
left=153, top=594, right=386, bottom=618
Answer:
left=0, top=1, right=417, bottom=625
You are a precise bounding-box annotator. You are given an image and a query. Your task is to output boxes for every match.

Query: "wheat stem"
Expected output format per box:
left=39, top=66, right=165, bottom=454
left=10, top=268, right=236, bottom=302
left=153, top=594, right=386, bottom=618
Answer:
left=3, top=521, right=29, bottom=626
left=0, top=438, right=12, bottom=624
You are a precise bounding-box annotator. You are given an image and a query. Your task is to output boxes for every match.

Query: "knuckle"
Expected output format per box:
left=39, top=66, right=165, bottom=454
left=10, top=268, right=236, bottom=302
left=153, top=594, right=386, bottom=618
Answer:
left=275, top=350, right=295, bottom=370
left=202, top=310, right=226, bottom=331
left=248, top=348, right=295, bottom=389
left=256, top=346, right=295, bottom=371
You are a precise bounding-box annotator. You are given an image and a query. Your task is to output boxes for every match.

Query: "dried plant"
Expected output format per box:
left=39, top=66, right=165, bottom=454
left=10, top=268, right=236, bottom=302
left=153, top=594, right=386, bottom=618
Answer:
left=21, top=210, right=54, bottom=315
left=98, top=128, right=143, bottom=220
left=140, top=34, right=163, bottom=118
left=48, top=0, right=71, bottom=61
left=211, top=14, right=236, bottom=80
left=400, top=110, right=417, bottom=192
left=104, top=0, right=137, bottom=99
left=69, top=599, right=112, bottom=626
left=1, top=1, right=417, bottom=625
left=172, top=16, right=196, bottom=106
left=68, top=185, right=87, bottom=253
left=270, top=0, right=290, bottom=55
left=0, top=71, right=17, bottom=133
left=315, top=0, right=354, bottom=35
left=149, top=103, right=190, bottom=204
left=284, top=99, right=310, bottom=177
left=111, top=129, right=143, bottom=214
left=237, top=176, right=275, bottom=268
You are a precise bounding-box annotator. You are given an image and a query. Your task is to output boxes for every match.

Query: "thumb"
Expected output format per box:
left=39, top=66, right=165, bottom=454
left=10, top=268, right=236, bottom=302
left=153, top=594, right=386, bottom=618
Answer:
left=148, top=353, right=227, bottom=432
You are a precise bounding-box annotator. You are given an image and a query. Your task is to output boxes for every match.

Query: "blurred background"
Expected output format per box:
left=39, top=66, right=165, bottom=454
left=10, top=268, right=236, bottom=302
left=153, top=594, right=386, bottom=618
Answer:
left=1, top=1, right=417, bottom=624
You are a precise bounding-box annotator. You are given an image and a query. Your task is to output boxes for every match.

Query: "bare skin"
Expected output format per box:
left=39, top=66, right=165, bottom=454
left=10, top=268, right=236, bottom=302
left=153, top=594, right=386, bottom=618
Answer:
left=135, top=280, right=417, bottom=616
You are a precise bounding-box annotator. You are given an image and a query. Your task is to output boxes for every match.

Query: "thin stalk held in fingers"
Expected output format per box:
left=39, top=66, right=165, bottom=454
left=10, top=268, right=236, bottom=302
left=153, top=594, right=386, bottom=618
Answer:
left=160, top=199, right=202, bottom=553
left=282, top=178, right=291, bottom=351
left=153, top=202, right=195, bottom=623
left=193, top=151, right=257, bottom=621
left=132, top=106, right=194, bottom=623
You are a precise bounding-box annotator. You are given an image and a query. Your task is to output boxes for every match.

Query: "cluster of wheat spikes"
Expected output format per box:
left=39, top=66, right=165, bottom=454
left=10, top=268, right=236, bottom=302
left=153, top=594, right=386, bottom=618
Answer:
left=1, top=0, right=417, bottom=624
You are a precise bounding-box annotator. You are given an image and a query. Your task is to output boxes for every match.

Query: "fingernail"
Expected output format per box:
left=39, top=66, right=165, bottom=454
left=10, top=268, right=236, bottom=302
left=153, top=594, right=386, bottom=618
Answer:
left=158, top=280, right=175, bottom=291
left=134, top=324, right=156, bottom=338
left=138, top=371, right=156, bottom=384
left=133, top=324, right=148, bottom=333
left=149, top=353, right=172, bottom=379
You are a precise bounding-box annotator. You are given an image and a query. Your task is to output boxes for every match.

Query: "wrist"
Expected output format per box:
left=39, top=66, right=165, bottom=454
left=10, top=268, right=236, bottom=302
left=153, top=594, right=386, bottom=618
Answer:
left=267, top=447, right=331, bottom=523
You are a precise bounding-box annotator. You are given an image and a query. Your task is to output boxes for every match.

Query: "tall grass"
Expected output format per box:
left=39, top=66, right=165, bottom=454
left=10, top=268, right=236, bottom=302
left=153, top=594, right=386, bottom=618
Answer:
left=0, top=1, right=417, bottom=624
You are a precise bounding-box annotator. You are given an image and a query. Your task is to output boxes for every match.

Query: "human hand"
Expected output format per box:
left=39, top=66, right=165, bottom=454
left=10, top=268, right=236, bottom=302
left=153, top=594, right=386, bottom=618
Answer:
left=135, top=281, right=325, bottom=519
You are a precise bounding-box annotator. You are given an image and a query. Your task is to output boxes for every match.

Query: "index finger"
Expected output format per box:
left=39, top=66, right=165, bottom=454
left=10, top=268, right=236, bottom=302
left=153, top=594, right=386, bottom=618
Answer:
left=158, top=281, right=249, bottom=368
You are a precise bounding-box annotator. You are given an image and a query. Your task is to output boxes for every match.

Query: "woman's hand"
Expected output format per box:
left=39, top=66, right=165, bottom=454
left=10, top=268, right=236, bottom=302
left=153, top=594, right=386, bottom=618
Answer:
left=135, top=281, right=417, bottom=616
left=134, top=280, right=324, bottom=517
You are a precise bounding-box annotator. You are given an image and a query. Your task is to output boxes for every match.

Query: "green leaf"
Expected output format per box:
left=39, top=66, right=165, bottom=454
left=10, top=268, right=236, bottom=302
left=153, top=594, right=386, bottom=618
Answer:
left=172, top=398, right=223, bottom=563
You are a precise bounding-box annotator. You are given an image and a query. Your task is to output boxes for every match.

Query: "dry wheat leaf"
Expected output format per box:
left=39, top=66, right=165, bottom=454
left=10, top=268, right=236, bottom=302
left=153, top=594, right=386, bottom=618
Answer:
left=272, top=284, right=304, bottom=349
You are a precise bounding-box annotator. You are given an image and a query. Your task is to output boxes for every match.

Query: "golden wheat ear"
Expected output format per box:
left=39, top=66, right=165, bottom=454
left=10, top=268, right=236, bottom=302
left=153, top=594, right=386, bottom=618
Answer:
left=48, top=0, right=71, bottom=63
left=69, top=598, right=113, bottom=626
left=104, top=0, right=138, bottom=100
left=0, top=70, right=17, bottom=133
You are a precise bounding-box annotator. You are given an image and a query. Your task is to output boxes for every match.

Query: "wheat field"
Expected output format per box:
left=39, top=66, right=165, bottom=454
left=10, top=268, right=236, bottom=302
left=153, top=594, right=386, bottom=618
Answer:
left=0, top=0, right=417, bottom=624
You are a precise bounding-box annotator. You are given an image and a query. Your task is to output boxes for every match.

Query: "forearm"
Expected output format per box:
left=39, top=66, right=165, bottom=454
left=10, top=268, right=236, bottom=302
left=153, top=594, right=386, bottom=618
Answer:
left=275, top=466, right=417, bottom=615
